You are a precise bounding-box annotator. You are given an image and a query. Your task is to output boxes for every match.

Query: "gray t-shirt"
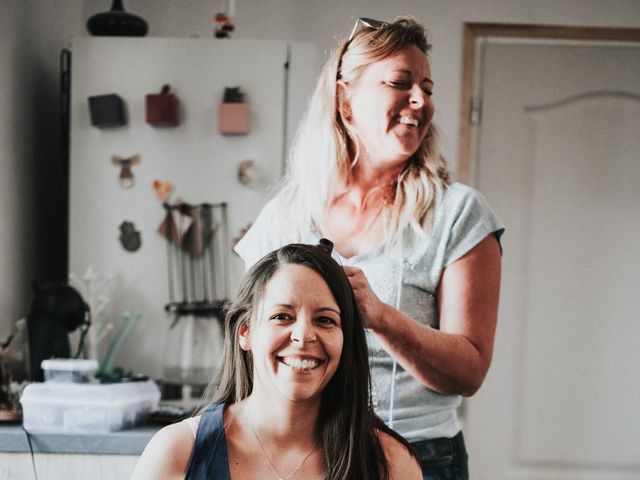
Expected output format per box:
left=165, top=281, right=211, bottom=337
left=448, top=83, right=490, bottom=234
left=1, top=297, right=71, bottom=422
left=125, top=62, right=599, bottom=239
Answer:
left=235, top=182, right=504, bottom=440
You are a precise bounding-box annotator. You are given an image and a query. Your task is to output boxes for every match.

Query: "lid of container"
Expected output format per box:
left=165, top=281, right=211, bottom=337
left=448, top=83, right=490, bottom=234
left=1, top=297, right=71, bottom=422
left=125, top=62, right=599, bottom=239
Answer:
left=41, top=358, right=99, bottom=371
left=20, top=379, right=161, bottom=403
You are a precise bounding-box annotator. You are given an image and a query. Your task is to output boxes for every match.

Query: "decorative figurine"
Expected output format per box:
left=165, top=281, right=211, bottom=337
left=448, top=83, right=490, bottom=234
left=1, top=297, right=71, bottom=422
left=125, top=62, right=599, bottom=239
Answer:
left=213, top=12, right=234, bottom=38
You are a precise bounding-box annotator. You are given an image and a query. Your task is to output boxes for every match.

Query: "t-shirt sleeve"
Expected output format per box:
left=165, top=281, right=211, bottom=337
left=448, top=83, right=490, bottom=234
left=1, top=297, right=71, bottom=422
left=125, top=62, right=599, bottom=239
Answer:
left=443, top=185, right=505, bottom=267
left=234, top=199, right=285, bottom=271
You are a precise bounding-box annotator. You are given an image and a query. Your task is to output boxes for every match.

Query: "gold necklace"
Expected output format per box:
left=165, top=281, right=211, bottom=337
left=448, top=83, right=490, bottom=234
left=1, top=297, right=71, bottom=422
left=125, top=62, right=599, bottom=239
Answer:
left=249, top=421, right=319, bottom=480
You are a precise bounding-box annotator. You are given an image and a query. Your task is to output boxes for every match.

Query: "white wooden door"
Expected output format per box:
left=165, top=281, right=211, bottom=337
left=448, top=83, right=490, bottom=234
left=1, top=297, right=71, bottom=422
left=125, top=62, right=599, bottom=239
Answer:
left=466, top=40, right=640, bottom=480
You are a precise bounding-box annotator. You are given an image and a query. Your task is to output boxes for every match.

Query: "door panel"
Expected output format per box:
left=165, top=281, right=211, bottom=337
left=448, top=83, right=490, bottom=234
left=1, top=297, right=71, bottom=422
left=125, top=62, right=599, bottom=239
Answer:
left=467, top=41, right=640, bottom=479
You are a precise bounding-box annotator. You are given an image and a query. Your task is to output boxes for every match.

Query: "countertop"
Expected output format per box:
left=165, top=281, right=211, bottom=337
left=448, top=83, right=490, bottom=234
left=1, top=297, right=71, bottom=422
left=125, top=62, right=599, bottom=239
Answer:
left=2, top=378, right=184, bottom=455
left=0, top=422, right=160, bottom=455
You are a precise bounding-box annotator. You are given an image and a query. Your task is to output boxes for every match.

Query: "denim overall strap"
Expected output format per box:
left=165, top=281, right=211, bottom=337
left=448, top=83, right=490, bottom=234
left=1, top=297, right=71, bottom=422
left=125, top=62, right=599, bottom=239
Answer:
left=185, top=403, right=231, bottom=480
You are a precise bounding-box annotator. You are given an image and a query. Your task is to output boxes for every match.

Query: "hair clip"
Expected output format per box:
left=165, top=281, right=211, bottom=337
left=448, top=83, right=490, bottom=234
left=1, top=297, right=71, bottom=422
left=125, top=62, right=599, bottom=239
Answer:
left=317, top=238, right=334, bottom=255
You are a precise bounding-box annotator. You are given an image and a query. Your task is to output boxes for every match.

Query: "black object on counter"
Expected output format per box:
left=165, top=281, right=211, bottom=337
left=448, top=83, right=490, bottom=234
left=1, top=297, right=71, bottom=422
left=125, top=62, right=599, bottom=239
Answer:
left=148, top=404, right=194, bottom=425
left=86, top=0, right=148, bottom=37
left=26, top=282, right=89, bottom=381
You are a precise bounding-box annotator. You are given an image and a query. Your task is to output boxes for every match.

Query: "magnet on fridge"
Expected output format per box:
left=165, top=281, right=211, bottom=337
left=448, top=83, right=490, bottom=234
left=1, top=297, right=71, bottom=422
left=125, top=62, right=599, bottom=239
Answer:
left=218, top=87, right=248, bottom=134
left=88, top=94, right=127, bottom=128
left=152, top=179, right=175, bottom=202
left=237, top=159, right=261, bottom=187
left=119, top=221, right=141, bottom=252
left=146, top=85, right=180, bottom=126
left=112, top=154, right=141, bottom=189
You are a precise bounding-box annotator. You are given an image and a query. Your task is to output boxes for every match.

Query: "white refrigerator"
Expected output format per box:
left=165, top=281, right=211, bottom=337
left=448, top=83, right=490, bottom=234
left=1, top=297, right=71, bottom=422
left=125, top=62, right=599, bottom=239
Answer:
left=68, top=36, right=317, bottom=382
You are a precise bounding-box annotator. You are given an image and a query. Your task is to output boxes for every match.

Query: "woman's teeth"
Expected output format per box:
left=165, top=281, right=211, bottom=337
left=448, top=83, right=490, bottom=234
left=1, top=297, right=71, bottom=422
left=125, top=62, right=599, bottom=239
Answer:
left=399, top=116, right=419, bottom=127
left=283, top=357, right=320, bottom=370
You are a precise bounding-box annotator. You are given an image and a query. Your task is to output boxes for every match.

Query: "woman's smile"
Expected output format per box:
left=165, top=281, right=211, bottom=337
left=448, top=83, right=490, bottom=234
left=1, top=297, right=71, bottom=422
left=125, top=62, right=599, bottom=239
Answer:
left=279, top=356, right=322, bottom=371
left=397, top=115, right=420, bottom=127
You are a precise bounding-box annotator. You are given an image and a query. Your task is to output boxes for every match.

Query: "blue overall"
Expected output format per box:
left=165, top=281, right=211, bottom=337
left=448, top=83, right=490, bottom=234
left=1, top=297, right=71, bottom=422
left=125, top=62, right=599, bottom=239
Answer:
left=185, top=403, right=231, bottom=480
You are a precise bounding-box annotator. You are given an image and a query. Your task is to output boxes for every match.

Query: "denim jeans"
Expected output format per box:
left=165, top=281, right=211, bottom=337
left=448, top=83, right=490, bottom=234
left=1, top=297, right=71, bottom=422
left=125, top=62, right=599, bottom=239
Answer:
left=411, top=431, right=469, bottom=480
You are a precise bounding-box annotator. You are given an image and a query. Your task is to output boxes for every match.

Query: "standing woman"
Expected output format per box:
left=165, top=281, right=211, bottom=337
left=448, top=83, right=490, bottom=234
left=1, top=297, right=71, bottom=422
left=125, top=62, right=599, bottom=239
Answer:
left=235, top=17, right=504, bottom=479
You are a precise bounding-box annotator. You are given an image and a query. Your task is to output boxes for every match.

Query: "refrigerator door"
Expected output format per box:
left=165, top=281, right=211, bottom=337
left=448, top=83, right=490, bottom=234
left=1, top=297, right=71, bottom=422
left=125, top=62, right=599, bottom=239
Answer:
left=68, top=37, right=315, bottom=378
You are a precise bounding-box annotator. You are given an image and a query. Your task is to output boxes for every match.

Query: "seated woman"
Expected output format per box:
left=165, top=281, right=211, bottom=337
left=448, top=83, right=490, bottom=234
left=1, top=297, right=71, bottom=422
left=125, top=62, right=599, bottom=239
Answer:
left=130, top=240, right=421, bottom=480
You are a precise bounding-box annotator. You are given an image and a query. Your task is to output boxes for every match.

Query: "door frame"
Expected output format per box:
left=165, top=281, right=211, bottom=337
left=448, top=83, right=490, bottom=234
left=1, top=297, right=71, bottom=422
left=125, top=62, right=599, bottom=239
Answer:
left=457, top=23, right=640, bottom=183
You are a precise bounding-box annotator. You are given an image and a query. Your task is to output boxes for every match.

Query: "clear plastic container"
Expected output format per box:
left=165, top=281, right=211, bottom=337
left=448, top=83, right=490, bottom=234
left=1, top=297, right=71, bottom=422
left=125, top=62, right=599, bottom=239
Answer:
left=41, top=358, right=99, bottom=383
left=20, top=380, right=161, bottom=433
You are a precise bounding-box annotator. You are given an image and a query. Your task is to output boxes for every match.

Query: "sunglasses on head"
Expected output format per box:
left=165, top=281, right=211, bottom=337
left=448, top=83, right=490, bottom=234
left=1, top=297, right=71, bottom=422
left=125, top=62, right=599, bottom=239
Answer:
left=348, top=17, right=389, bottom=42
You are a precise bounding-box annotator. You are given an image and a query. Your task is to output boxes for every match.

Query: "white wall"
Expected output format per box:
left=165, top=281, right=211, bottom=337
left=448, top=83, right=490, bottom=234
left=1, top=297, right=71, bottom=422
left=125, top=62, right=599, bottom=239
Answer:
left=2, top=0, right=640, bottom=373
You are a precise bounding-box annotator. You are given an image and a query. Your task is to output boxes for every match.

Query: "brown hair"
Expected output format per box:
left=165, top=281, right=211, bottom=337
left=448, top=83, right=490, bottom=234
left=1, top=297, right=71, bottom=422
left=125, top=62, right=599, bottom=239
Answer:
left=206, top=240, right=414, bottom=479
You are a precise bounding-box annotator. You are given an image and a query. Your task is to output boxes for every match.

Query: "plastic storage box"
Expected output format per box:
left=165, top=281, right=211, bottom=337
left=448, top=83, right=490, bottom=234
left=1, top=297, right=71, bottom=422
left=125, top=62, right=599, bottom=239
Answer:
left=41, top=359, right=99, bottom=383
left=21, top=380, right=160, bottom=433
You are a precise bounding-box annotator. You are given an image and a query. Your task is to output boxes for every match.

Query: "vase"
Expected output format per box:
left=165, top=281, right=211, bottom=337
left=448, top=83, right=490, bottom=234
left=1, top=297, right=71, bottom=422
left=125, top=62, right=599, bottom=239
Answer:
left=86, top=0, right=148, bottom=37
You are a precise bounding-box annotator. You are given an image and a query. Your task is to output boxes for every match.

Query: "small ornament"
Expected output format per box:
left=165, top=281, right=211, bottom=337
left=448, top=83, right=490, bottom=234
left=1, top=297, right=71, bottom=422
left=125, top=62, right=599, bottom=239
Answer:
left=214, top=12, right=234, bottom=38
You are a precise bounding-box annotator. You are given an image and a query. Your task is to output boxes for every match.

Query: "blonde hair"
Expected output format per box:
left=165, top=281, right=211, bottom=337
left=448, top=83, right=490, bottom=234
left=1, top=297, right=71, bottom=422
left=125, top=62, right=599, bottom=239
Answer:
left=274, top=17, right=450, bottom=251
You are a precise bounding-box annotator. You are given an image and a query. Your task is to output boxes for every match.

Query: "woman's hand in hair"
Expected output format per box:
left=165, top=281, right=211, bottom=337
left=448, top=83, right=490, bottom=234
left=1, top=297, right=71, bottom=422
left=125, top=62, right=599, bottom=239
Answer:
left=343, top=266, right=388, bottom=332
